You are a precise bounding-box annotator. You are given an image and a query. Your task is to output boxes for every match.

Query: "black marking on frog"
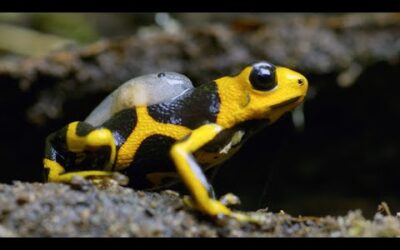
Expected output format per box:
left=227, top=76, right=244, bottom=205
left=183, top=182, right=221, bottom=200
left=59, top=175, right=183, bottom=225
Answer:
left=75, top=122, right=95, bottom=137
left=124, top=134, right=177, bottom=189
left=102, top=108, right=138, bottom=148
left=147, top=82, right=220, bottom=130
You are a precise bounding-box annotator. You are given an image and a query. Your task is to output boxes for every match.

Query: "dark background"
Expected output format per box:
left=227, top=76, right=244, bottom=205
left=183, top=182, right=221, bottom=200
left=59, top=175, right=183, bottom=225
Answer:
left=0, top=13, right=399, bottom=218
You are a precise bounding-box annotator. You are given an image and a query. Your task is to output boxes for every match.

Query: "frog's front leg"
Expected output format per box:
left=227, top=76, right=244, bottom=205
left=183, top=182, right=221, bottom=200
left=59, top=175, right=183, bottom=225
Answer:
left=170, top=124, right=237, bottom=219
left=44, top=121, right=117, bottom=183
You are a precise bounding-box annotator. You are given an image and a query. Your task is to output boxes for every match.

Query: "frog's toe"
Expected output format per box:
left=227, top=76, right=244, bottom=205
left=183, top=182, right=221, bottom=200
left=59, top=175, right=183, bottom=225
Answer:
left=182, top=195, right=196, bottom=209
left=182, top=195, right=232, bottom=217
left=182, top=193, right=260, bottom=224
left=219, top=193, right=241, bottom=207
left=229, top=211, right=265, bottom=225
left=87, top=172, right=129, bottom=187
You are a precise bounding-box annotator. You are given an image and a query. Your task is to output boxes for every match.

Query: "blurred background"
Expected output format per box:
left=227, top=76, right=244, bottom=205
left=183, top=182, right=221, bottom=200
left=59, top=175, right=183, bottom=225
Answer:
left=0, top=13, right=399, bottom=218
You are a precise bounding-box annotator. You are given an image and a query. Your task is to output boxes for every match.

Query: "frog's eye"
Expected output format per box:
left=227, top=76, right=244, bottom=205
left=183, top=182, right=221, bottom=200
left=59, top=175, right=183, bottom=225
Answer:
left=249, top=62, right=277, bottom=91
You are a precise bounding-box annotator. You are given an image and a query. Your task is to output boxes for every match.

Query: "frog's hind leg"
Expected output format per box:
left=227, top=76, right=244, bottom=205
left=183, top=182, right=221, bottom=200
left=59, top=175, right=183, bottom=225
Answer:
left=43, top=121, right=117, bottom=183
left=43, top=159, right=115, bottom=183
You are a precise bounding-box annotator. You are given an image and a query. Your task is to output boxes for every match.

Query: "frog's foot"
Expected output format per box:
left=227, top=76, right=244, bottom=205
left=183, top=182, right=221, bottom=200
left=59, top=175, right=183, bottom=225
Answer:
left=229, top=211, right=265, bottom=225
left=183, top=195, right=231, bottom=216
left=86, top=172, right=129, bottom=188
left=56, top=170, right=129, bottom=190
left=183, top=195, right=263, bottom=224
left=44, top=158, right=128, bottom=186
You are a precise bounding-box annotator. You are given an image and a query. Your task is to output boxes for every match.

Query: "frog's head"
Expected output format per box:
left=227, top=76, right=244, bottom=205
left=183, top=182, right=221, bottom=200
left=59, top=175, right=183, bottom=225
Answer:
left=216, top=61, right=308, bottom=127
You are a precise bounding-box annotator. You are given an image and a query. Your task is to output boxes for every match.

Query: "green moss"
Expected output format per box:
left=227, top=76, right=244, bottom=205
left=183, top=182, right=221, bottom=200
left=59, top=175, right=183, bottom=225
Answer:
left=30, top=13, right=99, bottom=44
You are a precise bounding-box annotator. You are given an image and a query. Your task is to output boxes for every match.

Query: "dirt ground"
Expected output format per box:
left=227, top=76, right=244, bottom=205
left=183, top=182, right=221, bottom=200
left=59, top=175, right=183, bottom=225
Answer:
left=0, top=181, right=399, bottom=237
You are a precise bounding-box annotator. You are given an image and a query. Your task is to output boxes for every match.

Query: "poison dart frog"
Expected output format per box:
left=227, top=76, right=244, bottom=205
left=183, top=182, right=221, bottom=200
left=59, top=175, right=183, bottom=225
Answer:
left=43, top=61, right=308, bottom=221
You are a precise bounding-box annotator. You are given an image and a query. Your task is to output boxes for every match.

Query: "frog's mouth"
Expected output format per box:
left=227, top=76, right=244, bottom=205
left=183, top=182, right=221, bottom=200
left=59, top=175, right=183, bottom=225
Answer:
left=270, top=96, right=301, bottom=110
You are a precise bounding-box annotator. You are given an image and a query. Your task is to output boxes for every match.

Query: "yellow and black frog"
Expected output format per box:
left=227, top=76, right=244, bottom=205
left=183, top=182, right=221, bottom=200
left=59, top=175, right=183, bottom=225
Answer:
left=43, top=61, right=308, bottom=221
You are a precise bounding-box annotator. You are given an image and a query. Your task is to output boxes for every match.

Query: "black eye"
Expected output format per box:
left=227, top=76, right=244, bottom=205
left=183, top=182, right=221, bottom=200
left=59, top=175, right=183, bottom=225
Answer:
left=249, top=63, right=277, bottom=91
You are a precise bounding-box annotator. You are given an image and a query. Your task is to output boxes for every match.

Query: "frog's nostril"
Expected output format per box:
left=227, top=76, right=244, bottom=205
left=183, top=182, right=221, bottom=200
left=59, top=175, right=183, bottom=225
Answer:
left=298, top=78, right=304, bottom=85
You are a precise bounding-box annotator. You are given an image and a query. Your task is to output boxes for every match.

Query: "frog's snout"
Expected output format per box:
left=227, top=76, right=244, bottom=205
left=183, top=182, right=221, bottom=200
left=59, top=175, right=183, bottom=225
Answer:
left=279, top=68, right=308, bottom=100
left=289, top=71, right=308, bottom=89
left=277, top=67, right=308, bottom=89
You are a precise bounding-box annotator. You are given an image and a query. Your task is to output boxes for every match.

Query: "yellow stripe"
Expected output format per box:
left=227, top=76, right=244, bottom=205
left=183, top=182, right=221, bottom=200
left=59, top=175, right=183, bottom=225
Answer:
left=116, top=107, right=192, bottom=170
left=215, top=66, right=254, bottom=128
left=85, top=128, right=116, bottom=171
left=66, top=121, right=116, bottom=171
left=66, top=121, right=86, bottom=152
